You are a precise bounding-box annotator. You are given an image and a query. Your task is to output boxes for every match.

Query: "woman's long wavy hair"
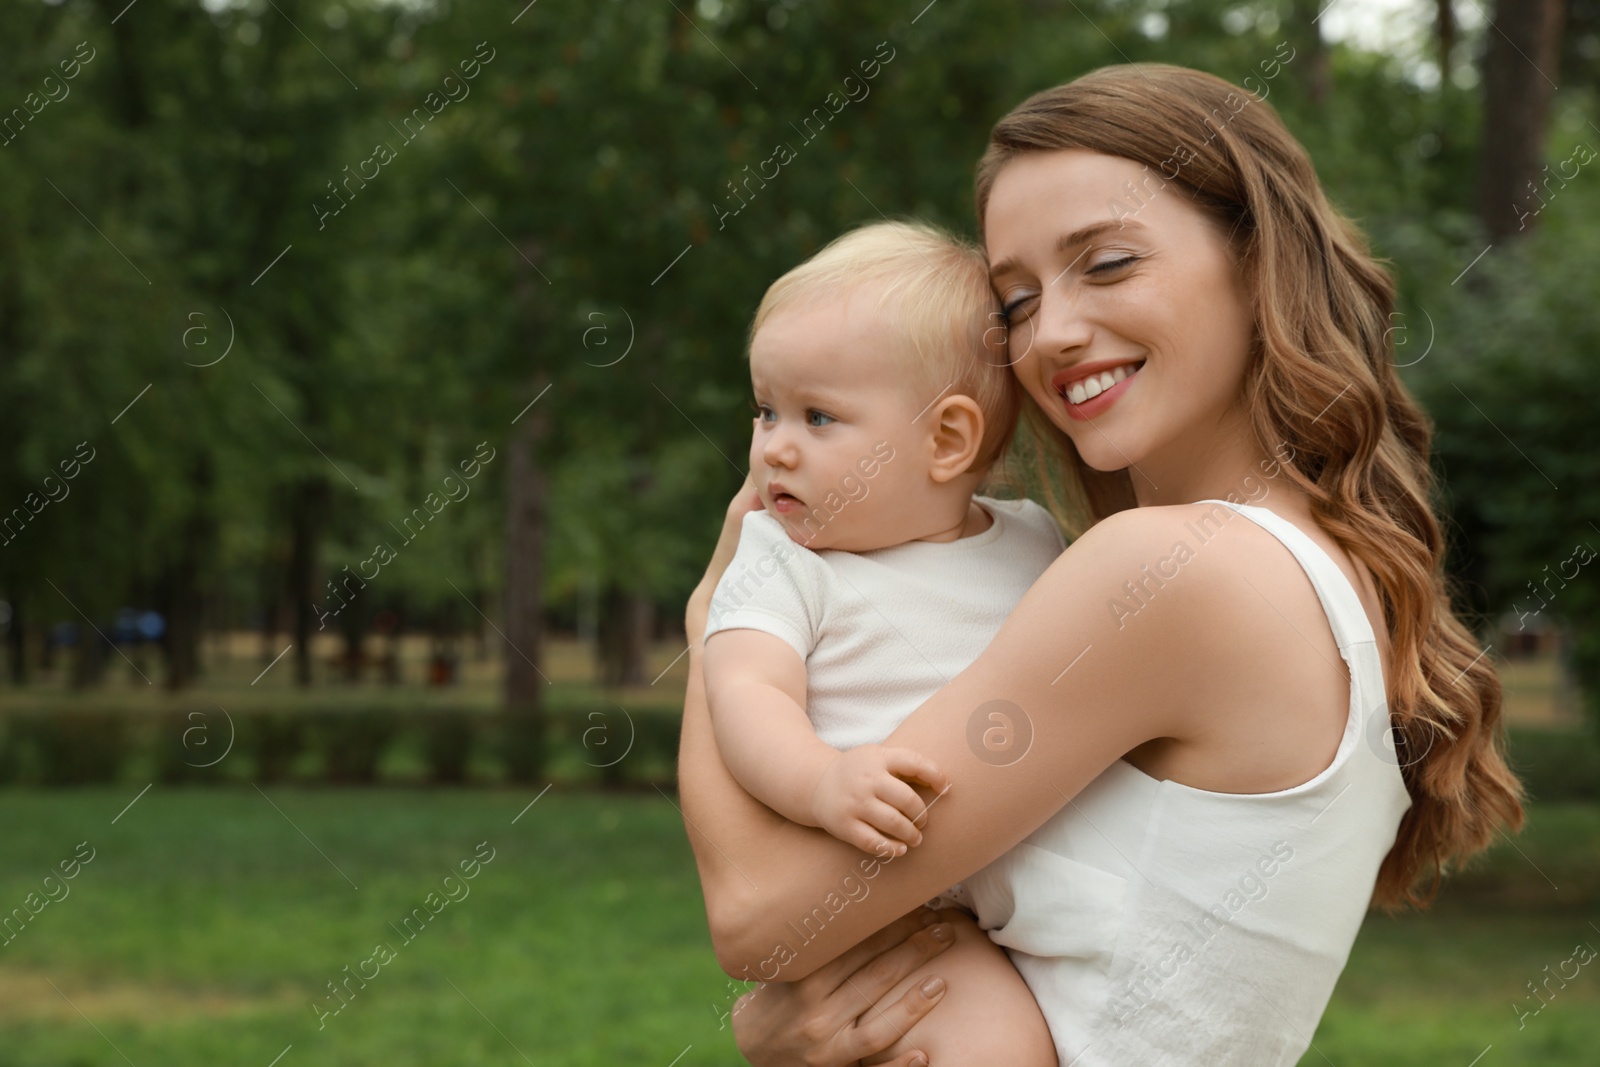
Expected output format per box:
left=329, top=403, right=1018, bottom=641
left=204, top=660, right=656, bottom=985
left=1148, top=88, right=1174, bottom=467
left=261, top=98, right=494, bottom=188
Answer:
left=975, top=64, right=1523, bottom=910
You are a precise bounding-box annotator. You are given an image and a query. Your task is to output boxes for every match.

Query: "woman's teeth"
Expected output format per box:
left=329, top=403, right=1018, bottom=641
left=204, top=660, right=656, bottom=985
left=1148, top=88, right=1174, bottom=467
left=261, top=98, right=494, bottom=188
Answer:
left=1065, top=363, right=1139, bottom=405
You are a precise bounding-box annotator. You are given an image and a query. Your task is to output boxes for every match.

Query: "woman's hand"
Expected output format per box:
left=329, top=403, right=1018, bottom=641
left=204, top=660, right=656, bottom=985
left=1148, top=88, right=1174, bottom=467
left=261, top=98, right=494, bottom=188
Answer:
left=731, top=908, right=957, bottom=1067
left=687, top=476, right=764, bottom=641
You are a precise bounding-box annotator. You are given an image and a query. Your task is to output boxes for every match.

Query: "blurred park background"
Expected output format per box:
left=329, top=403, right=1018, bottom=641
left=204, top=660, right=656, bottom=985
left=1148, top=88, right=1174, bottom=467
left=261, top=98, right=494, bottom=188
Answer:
left=1, top=0, right=1598, bottom=1063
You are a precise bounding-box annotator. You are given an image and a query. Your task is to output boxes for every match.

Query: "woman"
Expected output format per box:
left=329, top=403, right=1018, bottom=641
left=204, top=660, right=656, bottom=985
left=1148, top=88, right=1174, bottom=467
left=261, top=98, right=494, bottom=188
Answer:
left=678, top=64, right=1524, bottom=1065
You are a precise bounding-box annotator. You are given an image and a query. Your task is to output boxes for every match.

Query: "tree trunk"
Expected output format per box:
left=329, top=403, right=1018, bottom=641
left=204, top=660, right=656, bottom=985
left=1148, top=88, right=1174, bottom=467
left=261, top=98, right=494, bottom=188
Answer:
left=1476, top=0, right=1567, bottom=241
left=577, top=575, right=599, bottom=658
left=340, top=608, right=367, bottom=684
left=598, top=585, right=653, bottom=687
left=1291, top=0, right=1332, bottom=107
left=6, top=594, right=26, bottom=686
left=162, top=454, right=215, bottom=690
left=1437, top=0, right=1457, bottom=76
left=377, top=602, right=404, bottom=686
left=70, top=624, right=110, bottom=690
left=285, top=477, right=328, bottom=687
left=502, top=390, right=550, bottom=782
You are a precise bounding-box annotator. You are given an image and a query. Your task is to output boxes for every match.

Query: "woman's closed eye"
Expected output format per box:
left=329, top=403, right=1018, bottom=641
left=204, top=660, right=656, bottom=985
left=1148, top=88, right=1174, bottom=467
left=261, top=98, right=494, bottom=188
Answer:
left=1002, top=289, right=1039, bottom=321
left=1001, top=255, right=1139, bottom=320
left=1087, top=253, right=1140, bottom=276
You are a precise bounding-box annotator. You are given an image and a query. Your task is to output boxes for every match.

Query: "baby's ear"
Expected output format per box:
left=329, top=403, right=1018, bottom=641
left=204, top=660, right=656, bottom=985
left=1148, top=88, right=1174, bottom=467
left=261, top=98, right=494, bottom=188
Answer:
left=927, top=395, right=985, bottom=483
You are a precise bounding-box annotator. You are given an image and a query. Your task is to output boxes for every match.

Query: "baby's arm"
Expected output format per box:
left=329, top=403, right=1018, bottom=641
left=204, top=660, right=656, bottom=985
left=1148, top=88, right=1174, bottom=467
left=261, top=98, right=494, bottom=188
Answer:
left=703, top=628, right=947, bottom=856
left=702, top=628, right=831, bottom=824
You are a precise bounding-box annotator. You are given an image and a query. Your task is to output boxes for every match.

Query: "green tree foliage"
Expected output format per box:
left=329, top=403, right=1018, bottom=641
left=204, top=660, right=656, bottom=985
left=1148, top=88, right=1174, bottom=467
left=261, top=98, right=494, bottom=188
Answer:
left=1413, top=171, right=1600, bottom=721
left=0, top=0, right=1594, bottom=723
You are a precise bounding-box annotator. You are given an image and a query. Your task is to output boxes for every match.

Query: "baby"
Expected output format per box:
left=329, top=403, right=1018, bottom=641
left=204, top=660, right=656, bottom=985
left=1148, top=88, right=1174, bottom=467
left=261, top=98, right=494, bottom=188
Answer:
left=702, top=220, right=1062, bottom=1063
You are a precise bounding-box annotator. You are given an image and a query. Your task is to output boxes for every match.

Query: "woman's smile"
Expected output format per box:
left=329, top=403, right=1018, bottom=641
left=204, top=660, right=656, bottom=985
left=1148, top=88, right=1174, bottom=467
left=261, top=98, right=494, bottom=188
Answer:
left=1050, top=358, right=1146, bottom=420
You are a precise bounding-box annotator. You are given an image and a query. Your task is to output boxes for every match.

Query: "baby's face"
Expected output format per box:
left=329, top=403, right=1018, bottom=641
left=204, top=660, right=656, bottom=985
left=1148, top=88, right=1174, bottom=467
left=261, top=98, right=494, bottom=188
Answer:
left=747, top=286, right=937, bottom=551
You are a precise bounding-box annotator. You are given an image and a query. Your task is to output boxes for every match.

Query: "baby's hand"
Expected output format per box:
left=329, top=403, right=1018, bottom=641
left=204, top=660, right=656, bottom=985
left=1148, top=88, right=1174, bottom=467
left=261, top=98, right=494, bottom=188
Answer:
left=810, top=745, right=948, bottom=857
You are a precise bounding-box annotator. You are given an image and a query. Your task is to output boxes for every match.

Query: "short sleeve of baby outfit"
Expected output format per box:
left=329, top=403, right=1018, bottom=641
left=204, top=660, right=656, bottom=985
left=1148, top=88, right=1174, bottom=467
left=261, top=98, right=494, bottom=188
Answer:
left=703, top=510, right=823, bottom=660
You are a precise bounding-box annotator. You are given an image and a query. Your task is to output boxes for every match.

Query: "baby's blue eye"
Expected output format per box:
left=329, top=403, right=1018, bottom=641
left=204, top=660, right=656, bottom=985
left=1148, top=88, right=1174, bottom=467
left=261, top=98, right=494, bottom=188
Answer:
left=807, top=410, right=835, bottom=427
left=754, top=404, right=775, bottom=423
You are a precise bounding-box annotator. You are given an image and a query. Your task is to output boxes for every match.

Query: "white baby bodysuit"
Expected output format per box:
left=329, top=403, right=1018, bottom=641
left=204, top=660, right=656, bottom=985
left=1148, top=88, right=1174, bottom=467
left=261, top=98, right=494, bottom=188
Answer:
left=704, top=494, right=1065, bottom=751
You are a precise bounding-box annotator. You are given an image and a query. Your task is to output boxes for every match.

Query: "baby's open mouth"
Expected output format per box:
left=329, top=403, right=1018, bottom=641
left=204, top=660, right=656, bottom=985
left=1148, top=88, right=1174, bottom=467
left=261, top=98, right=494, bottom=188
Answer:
left=1059, top=359, right=1145, bottom=405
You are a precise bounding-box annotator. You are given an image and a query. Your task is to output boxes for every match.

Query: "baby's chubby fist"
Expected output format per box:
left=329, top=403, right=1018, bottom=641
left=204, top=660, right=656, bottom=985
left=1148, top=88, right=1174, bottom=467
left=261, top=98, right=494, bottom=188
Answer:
left=809, top=744, right=949, bottom=857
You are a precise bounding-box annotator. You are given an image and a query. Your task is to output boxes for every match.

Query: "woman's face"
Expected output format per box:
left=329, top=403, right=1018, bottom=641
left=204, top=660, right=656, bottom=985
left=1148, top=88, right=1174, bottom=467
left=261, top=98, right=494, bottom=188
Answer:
left=984, top=149, right=1256, bottom=489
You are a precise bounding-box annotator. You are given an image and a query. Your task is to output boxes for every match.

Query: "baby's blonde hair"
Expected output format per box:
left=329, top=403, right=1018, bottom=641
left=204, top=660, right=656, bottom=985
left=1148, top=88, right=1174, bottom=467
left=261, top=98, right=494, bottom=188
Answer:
left=749, top=220, right=1020, bottom=472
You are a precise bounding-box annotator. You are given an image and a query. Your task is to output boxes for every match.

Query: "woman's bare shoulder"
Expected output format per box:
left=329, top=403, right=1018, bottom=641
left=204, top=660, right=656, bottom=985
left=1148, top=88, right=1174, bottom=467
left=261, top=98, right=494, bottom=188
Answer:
left=1057, top=501, right=1233, bottom=550
left=1036, top=501, right=1255, bottom=597
left=1002, top=502, right=1307, bottom=725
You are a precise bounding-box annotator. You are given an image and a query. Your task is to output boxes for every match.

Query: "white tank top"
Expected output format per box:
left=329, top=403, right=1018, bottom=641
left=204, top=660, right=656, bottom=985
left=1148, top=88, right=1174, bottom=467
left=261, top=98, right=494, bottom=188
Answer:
left=959, top=501, right=1413, bottom=1066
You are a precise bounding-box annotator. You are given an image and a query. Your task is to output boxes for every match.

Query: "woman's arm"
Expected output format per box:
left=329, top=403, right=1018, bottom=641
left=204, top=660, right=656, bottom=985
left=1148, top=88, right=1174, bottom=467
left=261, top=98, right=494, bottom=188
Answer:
left=680, top=481, right=797, bottom=967
left=682, top=500, right=1232, bottom=981
left=680, top=615, right=798, bottom=971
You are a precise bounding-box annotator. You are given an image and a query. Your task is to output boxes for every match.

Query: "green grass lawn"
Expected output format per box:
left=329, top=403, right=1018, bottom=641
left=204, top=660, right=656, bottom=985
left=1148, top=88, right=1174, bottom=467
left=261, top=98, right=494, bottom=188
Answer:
left=1310, top=802, right=1600, bottom=1066
left=0, top=788, right=740, bottom=1066
left=0, top=788, right=1595, bottom=1066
